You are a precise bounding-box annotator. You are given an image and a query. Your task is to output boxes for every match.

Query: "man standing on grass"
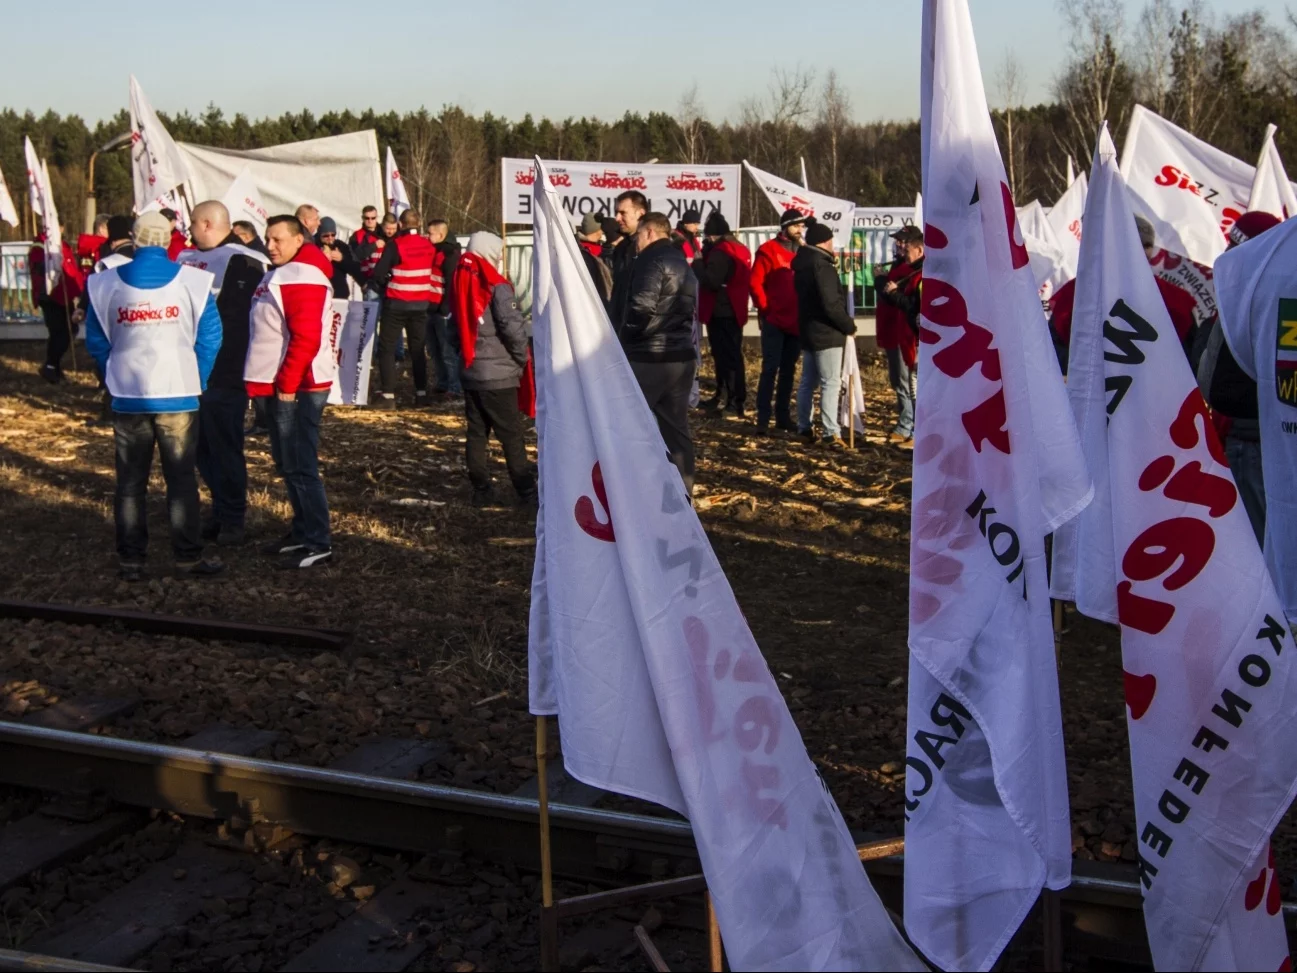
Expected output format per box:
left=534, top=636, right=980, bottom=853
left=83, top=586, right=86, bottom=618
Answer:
left=791, top=220, right=855, bottom=449
left=426, top=217, right=463, bottom=399
left=371, top=209, right=436, bottom=408
left=84, top=212, right=225, bottom=581
left=245, top=215, right=338, bottom=569
left=750, top=210, right=806, bottom=433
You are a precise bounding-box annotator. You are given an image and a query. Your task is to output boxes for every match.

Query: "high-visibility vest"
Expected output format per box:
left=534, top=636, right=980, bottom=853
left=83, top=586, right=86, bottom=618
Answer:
left=384, top=231, right=436, bottom=303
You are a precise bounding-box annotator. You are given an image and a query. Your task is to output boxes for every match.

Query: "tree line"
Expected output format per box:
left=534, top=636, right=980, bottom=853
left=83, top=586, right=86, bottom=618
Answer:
left=1, top=0, right=1293, bottom=241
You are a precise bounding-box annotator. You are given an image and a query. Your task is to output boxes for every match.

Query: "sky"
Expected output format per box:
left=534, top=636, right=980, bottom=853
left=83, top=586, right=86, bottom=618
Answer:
left=4, top=0, right=1292, bottom=127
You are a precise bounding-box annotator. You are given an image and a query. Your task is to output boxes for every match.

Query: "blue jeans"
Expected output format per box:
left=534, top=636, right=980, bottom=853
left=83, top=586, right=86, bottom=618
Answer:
left=797, top=344, right=844, bottom=439
left=266, top=390, right=331, bottom=550
left=886, top=347, right=916, bottom=438
left=1226, top=436, right=1265, bottom=546
left=113, top=411, right=201, bottom=564
left=428, top=313, right=462, bottom=394
left=197, top=387, right=248, bottom=530
left=756, top=321, right=799, bottom=428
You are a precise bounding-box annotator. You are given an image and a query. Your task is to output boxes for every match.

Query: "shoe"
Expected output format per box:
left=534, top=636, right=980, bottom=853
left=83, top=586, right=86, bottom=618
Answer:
left=118, top=562, right=145, bottom=582
left=796, top=430, right=816, bottom=444
left=278, top=547, right=333, bottom=569
left=775, top=421, right=795, bottom=433
left=755, top=423, right=771, bottom=436
left=374, top=396, right=397, bottom=411
left=471, top=487, right=497, bottom=508
left=700, top=397, right=722, bottom=412
left=260, top=533, right=306, bottom=555
left=730, top=405, right=747, bottom=419
left=39, top=364, right=60, bottom=384
left=516, top=487, right=539, bottom=509
left=176, top=557, right=225, bottom=577
left=216, top=526, right=246, bottom=547
left=201, top=520, right=221, bottom=542
left=415, top=390, right=429, bottom=406
left=822, top=436, right=847, bottom=451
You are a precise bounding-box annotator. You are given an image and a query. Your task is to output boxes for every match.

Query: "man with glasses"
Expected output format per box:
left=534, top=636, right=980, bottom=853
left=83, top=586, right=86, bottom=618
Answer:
left=349, top=206, right=380, bottom=249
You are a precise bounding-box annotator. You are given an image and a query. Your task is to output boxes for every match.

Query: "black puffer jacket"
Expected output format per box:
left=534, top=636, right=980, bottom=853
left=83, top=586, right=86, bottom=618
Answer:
left=452, top=282, right=531, bottom=391
left=619, top=238, right=697, bottom=363
left=792, top=245, right=856, bottom=351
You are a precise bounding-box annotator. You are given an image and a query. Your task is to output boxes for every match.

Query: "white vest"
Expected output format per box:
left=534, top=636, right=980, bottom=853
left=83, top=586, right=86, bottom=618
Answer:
left=94, top=251, right=133, bottom=274
left=245, top=261, right=338, bottom=387
left=1215, top=219, right=1297, bottom=623
left=177, top=243, right=269, bottom=294
left=87, top=265, right=214, bottom=401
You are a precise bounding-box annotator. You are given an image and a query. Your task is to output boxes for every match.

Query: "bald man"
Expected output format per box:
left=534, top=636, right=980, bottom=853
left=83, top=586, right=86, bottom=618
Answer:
left=178, top=201, right=271, bottom=545
left=295, top=205, right=321, bottom=242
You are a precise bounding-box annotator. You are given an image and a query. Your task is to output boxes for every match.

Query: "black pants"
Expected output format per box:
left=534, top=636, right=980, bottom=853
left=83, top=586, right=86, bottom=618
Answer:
left=756, top=321, right=800, bottom=428
left=378, top=303, right=428, bottom=394
left=629, top=359, right=696, bottom=495
left=706, top=318, right=745, bottom=409
left=197, top=387, right=249, bottom=530
left=42, top=300, right=76, bottom=372
left=113, top=411, right=202, bottom=564
left=464, top=387, right=535, bottom=497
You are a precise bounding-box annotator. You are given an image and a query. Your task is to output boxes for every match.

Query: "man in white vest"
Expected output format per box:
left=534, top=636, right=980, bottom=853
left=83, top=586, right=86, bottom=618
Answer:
left=181, top=201, right=270, bottom=547
left=246, top=214, right=338, bottom=569
left=84, top=212, right=225, bottom=581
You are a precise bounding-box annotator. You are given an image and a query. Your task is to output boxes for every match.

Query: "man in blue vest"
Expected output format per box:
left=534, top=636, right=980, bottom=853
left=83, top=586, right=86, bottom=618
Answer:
left=85, top=212, right=226, bottom=581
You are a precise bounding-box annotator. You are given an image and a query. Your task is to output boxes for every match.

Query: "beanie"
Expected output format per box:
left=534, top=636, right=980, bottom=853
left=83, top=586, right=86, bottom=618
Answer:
left=1134, top=215, right=1156, bottom=249
left=317, top=216, right=337, bottom=236
left=703, top=211, right=730, bottom=237
left=779, top=209, right=810, bottom=230
left=805, top=222, right=835, bottom=247
left=681, top=208, right=702, bottom=225
left=1228, top=211, right=1282, bottom=249
left=133, top=211, right=173, bottom=249
left=467, top=230, right=504, bottom=268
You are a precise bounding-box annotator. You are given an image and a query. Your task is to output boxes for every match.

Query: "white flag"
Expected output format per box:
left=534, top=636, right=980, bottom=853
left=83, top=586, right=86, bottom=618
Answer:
left=906, top=2, right=1092, bottom=970
left=386, top=146, right=410, bottom=218
left=743, top=160, right=855, bottom=248
left=129, top=75, right=192, bottom=214
left=800, top=156, right=810, bottom=190
left=1066, top=155, right=1076, bottom=186
left=1057, top=123, right=1297, bottom=972
left=23, top=136, right=43, bottom=220
left=914, top=191, right=924, bottom=227
left=24, top=140, right=62, bottom=292
left=221, top=166, right=270, bottom=236
left=1247, top=124, right=1297, bottom=222
left=0, top=162, right=18, bottom=228
left=1048, top=170, right=1087, bottom=277
left=1017, top=199, right=1072, bottom=297
left=839, top=341, right=865, bottom=435
left=528, top=156, right=921, bottom=973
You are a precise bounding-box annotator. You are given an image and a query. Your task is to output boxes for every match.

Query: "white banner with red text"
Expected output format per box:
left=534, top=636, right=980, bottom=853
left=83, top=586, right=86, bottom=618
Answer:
left=326, top=299, right=378, bottom=407
left=743, top=161, right=856, bottom=248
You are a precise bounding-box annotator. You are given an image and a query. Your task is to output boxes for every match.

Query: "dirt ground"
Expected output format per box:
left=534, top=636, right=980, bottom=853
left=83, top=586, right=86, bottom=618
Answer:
left=0, top=337, right=1290, bottom=884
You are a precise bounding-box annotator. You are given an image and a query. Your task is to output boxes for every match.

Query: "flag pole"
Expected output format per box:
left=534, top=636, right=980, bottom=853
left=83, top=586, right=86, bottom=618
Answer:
left=536, top=715, right=559, bottom=971
left=705, top=891, right=723, bottom=972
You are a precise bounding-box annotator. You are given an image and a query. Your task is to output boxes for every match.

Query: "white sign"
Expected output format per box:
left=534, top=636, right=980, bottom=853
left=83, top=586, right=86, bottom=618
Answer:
left=500, top=158, right=740, bottom=226
left=220, top=166, right=270, bottom=236
left=743, top=160, right=855, bottom=248
left=853, top=206, right=917, bottom=229
left=326, top=299, right=379, bottom=406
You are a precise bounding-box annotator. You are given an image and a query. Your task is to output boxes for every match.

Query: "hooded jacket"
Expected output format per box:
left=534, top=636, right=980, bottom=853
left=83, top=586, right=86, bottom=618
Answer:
left=792, top=244, right=855, bottom=351
left=750, top=235, right=799, bottom=334
left=451, top=232, right=530, bottom=391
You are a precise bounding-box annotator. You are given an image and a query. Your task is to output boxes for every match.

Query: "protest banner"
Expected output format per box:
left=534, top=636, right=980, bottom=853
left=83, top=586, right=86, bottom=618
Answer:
left=386, top=146, right=410, bottom=218
left=327, top=299, right=379, bottom=406
left=853, top=207, right=917, bottom=229
left=744, top=161, right=855, bottom=247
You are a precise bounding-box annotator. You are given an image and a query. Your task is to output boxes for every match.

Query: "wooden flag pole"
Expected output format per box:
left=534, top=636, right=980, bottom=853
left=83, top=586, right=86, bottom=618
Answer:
left=705, top=892, right=723, bottom=972
left=536, top=715, right=559, bottom=972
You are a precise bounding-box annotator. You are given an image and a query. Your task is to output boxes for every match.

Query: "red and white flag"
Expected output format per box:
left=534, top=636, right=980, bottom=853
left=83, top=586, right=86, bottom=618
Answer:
left=1054, top=124, right=1297, bottom=972
left=386, top=146, right=410, bottom=218
left=0, top=161, right=18, bottom=228
left=129, top=75, right=192, bottom=215
left=905, top=2, right=1091, bottom=969
left=743, top=160, right=855, bottom=248
left=24, top=139, right=62, bottom=292
left=528, top=157, right=922, bottom=973
left=221, top=166, right=270, bottom=236
left=1048, top=170, right=1087, bottom=278
left=1247, top=124, right=1297, bottom=222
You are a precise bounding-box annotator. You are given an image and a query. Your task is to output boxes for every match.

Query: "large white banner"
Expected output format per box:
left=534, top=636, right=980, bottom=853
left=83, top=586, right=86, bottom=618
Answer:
left=24, top=139, right=61, bottom=291
left=1056, top=124, right=1297, bottom=973
left=906, top=2, right=1092, bottom=970
left=743, top=161, right=855, bottom=248
left=1120, top=105, right=1297, bottom=265
left=220, top=166, right=270, bottom=236
left=853, top=206, right=917, bottom=229
left=326, top=299, right=379, bottom=406
left=501, top=158, right=740, bottom=227
left=1017, top=199, right=1073, bottom=297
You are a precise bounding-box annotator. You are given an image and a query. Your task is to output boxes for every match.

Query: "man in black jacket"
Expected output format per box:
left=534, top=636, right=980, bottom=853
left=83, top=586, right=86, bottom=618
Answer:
left=620, top=211, right=699, bottom=493
left=609, top=190, right=647, bottom=328
left=426, top=218, right=463, bottom=397
left=792, top=221, right=856, bottom=449
left=316, top=217, right=364, bottom=298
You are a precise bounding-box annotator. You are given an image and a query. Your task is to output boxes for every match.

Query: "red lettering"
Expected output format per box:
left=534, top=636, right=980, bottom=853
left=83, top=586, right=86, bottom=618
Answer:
left=1154, top=165, right=1180, bottom=187
left=1169, top=389, right=1227, bottom=465
left=1118, top=581, right=1176, bottom=634
left=1001, top=183, right=1029, bottom=270
left=961, top=388, right=1010, bottom=454
left=739, top=759, right=788, bottom=830
left=1139, top=456, right=1237, bottom=518
left=1122, top=517, right=1215, bottom=592
left=733, top=696, right=782, bottom=755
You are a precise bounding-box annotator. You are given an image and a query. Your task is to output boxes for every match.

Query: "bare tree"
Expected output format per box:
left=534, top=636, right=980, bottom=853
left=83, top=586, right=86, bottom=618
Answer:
left=1168, top=2, right=1218, bottom=137
left=1053, top=0, right=1133, bottom=172
left=401, top=108, right=437, bottom=214
left=1132, top=0, right=1178, bottom=114
left=674, top=84, right=706, bottom=164
left=817, top=69, right=852, bottom=195
left=995, top=53, right=1026, bottom=200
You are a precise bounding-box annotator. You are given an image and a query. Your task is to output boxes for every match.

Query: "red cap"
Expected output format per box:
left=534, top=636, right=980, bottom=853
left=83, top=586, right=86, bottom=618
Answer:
left=1228, top=211, right=1282, bottom=248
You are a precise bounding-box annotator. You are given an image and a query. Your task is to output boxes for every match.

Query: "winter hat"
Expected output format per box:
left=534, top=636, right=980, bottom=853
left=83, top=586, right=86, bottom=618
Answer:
left=703, top=211, right=730, bottom=237
left=1134, top=215, right=1156, bottom=249
left=1228, top=211, right=1282, bottom=249
left=577, top=213, right=602, bottom=236
left=681, top=208, right=702, bottom=225
left=891, top=225, right=923, bottom=244
left=780, top=209, right=809, bottom=230
left=106, top=215, right=133, bottom=243
left=805, top=222, right=835, bottom=247
left=317, top=216, right=337, bottom=236
left=467, top=230, right=504, bottom=268
left=133, top=211, right=173, bottom=249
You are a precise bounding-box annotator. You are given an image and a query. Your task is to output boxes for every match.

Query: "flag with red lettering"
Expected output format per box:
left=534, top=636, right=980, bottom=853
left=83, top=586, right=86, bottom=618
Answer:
left=129, top=75, right=192, bottom=214
left=221, top=166, right=270, bottom=236
left=743, top=161, right=855, bottom=248
left=1248, top=124, right=1297, bottom=222
left=1048, top=170, right=1087, bottom=281
left=905, top=3, right=1092, bottom=970
left=386, top=146, right=410, bottom=218
left=24, top=139, right=62, bottom=291
left=527, top=156, right=922, bottom=973
left=1055, top=123, right=1297, bottom=972
left=0, top=161, right=18, bottom=228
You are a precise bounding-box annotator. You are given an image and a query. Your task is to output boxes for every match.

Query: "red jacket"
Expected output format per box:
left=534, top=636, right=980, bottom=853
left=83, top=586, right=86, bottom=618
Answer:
left=697, top=238, right=751, bottom=326
left=245, top=243, right=335, bottom=397
left=167, top=229, right=188, bottom=261
left=77, top=234, right=108, bottom=276
left=1048, top=275, right=1196, bottom=346
left=28, top=239, right=85, bottom=307
left=875, top=261, right=919, bottom=368
left=750, top=235, right=799, bottom=334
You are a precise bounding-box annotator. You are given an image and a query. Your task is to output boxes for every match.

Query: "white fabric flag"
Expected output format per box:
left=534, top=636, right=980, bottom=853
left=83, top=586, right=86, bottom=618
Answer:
left=528, top=156, right=922, bottom=973
left=743, top=161, right=855, bottom=248
left=1247, top=124, right=1297, bottom=221
left=220, top=166, right=270, bottom=236
left=1066, top=156, right=1076, bottom=186
left=25, top=141, right=62, bottom=292
left=1055, top=124, right=1297, bottom=972
left=839, top=341, right=865, bottom=435
left=1048, top=171, right=1087, bottom=278
left=914, top=192, right=924, bottom=227
left=906, top=2, right=1092, bottom=970
left=129, top=75, right=192, bottom=214
left=0, top=163, right=18, bottom=228
left=23, top=136, right=43, bottom=219
left=800, top=156, right=810, bottom=190
left=1017, top=199, right=1072, bottom=298
left=386, top=146, right=410, bottom=218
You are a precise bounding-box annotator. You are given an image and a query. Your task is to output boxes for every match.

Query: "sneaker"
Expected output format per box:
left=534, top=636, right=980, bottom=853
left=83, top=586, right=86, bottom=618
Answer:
left=118, top=562, right=145, bottom=582
left=39, top=364, right=60, bottom=384
left=775, top=421, right=795, bottom=433
left=415, top=390, right=429, bottom=406
left=176, top=557, right=225, bottom=577
left=278, top=547, right=333, bottom=569
left=796, top=429, right=816, bottom=444
left=755, top=423, right=771, bottom=436
left=216, top=526, right=246, bottom=547
left=730, top=405, right=748, bottom=419
left=822, top=436, right=847, bottom=451
left=374, top=396, right=397, bottom=412
left=260, top=533, right=306, bottom=556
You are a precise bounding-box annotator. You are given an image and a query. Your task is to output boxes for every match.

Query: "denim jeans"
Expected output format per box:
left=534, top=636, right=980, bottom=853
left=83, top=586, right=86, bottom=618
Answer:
left=797, top=344, right=845, bottom=439
left=1226, top=436, right=1265, bottom=546
left=756, top=321, right=800, bottom=428
left=886, top=347, right=917, bottom=438
left=428, top=313, right=463, bottom=394
left=113, top=411, right=202, bottom=564
left=266, top=391, right=331, bottom=550
left=197, top=388, right=249, bottom=530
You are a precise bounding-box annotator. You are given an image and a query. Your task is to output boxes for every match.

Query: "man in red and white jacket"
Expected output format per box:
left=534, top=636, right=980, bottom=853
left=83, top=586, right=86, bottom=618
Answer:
left=245, top=214, right=338, bottom=568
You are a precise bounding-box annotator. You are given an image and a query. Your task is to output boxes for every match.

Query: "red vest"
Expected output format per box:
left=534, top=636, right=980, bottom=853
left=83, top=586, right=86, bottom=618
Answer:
left=429, top=247, right=447, bottom=303
left=384, top=231, right=436, bottom=302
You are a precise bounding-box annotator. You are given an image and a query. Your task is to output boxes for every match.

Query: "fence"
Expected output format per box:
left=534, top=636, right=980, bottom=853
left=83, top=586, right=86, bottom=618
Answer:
left=1, top=243, right=36, bottom=321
